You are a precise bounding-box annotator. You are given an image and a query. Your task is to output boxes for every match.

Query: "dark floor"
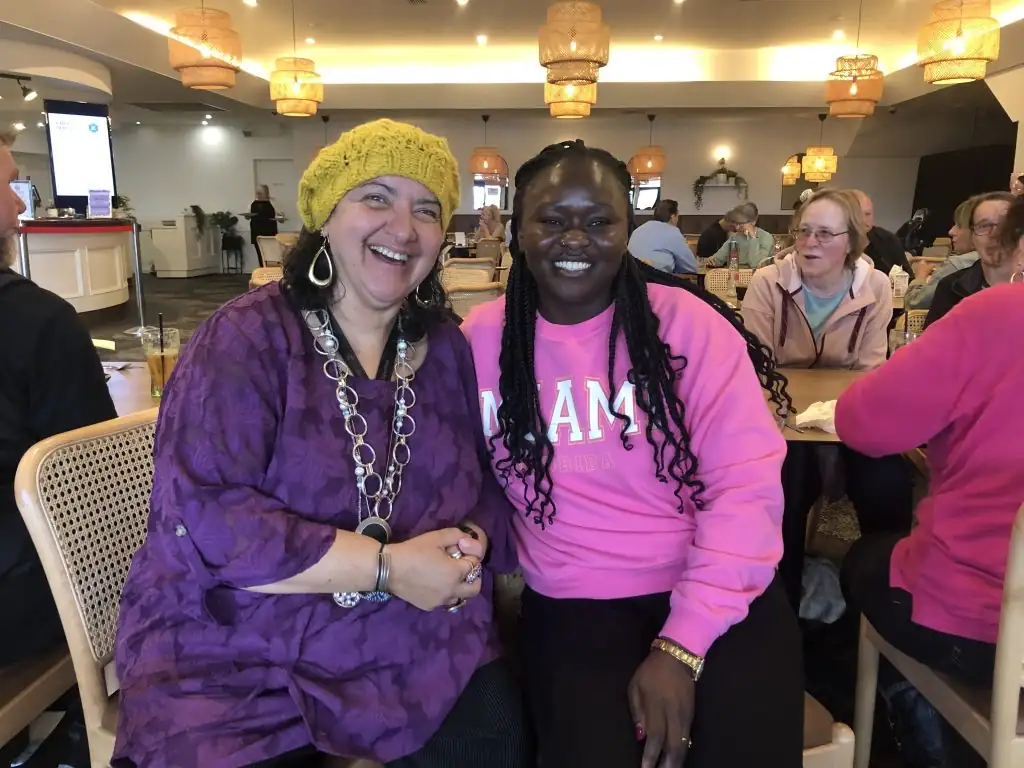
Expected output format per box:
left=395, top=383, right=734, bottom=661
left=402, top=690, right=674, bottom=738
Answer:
left=84, top=274, right=250, bottom=362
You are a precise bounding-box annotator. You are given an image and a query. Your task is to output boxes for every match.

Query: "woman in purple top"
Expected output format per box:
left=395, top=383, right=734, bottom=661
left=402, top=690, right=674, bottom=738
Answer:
left=112, top=119, right=530, bottom=768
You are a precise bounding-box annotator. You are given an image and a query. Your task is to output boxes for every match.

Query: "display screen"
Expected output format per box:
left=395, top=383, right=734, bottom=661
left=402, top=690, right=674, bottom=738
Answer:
left=43, top=100, right=116, bottom=213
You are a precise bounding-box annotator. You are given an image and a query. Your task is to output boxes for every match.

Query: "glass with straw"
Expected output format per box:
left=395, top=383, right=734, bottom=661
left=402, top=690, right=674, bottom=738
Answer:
left=141, top=315, right=180, bottom=398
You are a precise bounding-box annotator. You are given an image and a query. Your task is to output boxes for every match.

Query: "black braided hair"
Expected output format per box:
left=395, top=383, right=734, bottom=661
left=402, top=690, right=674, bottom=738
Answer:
left=493, top=139, right=792, bottom=528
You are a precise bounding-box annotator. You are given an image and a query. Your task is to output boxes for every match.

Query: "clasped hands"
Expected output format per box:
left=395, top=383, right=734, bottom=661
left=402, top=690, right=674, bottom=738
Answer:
left=385, top=523, right=487, bottom=611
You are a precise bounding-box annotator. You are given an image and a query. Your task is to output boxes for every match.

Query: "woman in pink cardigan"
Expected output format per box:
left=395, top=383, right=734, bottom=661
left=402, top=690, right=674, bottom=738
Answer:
left=742, top=189, right=914, bottom=610
left=836, top=197, right=1024, bottom=766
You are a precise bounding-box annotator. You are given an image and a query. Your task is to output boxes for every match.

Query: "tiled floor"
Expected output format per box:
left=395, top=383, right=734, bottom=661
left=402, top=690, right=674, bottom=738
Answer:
left=83, top=274, right=250, bottom=363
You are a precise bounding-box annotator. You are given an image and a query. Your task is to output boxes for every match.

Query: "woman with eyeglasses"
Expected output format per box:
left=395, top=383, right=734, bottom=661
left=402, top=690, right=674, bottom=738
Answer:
left=742, top=189, right=913, bottom=610
left=924, top=191, right=1015, bottom=328
left=904, top=195, right=982, bottom=311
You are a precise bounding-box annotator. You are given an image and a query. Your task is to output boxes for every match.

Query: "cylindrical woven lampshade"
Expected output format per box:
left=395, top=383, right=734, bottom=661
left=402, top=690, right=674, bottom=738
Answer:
left=826, top=54, right=885, bottom=118
left=917, top=0, right=1000, bottom=85
left=802, top=147, right=838, bottom=176
left=270, top=58, right=324, bottom=117
left=550, top=101, right=591, bottom=119
left=544, top=81, right=598, bottom=106
left=804, top=172, right=832, bottom=183
left=782, top=155, right=801, bottom=185
left=628, top=147, right=666, bottom=178
left=539, top=2, right=611, bottom=86
left=468, top=147, right=509, bottom=180
left=168, top=8, right=242, bottom=90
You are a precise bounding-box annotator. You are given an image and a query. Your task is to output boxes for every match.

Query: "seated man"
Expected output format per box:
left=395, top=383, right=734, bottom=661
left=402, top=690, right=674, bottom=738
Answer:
left=0, top=128, right=117, bottom=666
left=707, top=202, right=775, bottom=269
left=695, top=213, right=730, bottom=259
left=627, top=198, right=696, bottom=274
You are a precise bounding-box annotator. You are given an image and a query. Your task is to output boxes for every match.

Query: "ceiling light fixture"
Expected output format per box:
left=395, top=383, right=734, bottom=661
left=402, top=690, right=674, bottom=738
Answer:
left=545, top=81, right=597, bottom=118
left=802, top=114, right=838, bottom=182
left=826, top=0, right=884, bottom=117
left=673, top=0, right=685, bottom=5
left=202, top=119, right=209, bottom=125
left=167, top=8, right=243, bottom=89
left=539, top=2, right=611, bottom=86
left=12, top=122, right=25, bottom=132
left=476, top=34, right=488, bottom=45
left=917, top=0, right=1000, bottom=85
left=305, top=36, right=316, bottom=44
left=782, top=155, right=801, bottom=185
left=205, top=113, right=213, bottom=119
left=832, top=29, right=845, bottom=40
left=36, top=122, right=44, bottom=128
left=653, top=34, right=663, bottom=41
left=242, top=0, right=258, bottom=6
left=20, top=81, right=38, bottom=102
left=468, top=114, right=509, bottom=181
left=269, top=0, right=324, bottom=116
left=629, top=114, right=666, bottom=180
left=456, top=0, right=469, bottom=5
left=136, top=121, right=142, bottom=125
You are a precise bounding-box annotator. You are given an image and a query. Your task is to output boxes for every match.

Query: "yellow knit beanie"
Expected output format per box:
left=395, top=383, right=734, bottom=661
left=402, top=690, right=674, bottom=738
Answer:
left=298, top=118, right=461, bottom=232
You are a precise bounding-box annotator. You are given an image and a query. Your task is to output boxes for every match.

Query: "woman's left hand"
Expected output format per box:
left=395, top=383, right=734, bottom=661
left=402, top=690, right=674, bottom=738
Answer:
left=628, top=650, right=696, bottom=768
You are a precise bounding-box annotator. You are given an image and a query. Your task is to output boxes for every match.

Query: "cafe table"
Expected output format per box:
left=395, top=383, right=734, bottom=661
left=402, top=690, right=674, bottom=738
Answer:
left=105, top=363, right=160, bottom=417
left=772, top=368, right=865, bottom=443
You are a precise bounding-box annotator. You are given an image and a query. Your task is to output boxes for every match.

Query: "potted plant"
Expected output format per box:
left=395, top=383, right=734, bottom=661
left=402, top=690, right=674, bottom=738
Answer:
left=210, top=211, right=245, bottom=251
left=112, top=194, right=135, bottom=220
left=691, top=160, right=749, bottom=210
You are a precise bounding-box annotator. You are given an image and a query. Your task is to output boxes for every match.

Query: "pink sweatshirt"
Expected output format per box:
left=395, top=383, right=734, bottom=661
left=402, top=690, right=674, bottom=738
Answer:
left=836, top=284, right=1024, bottom=643
left=462, top=283, right=787, bottom=656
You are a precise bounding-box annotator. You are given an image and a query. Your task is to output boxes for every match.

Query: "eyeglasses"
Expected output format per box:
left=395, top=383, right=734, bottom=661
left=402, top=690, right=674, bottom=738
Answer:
left=971, top=221, right=1000, bottom=236
left=792, top=227, right=848, bottom=244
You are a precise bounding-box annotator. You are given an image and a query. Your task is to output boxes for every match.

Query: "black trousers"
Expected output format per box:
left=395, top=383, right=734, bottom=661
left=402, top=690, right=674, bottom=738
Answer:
left=781, top=443, right=914, bottom=611
left=0, top=556, right=65, bottom=666
left=841, top=534, right=996, bottom=687
left=254, top=659, right=533, bottom=768
left=520, top=576, right=804, bottom=768
left=252, top=237, right=265, bottom=269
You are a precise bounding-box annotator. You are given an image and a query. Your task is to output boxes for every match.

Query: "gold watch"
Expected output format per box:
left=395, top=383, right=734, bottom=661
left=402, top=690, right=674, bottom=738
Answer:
left=651, top=637, right=705, bottom=681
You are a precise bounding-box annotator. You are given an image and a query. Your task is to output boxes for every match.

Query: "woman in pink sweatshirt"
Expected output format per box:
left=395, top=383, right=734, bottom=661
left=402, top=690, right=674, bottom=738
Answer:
left=741, top=190, right=914, bottom=610
left=836, top=197, right=1024, bottom=766
left=463, top=141, right=803, bottom=768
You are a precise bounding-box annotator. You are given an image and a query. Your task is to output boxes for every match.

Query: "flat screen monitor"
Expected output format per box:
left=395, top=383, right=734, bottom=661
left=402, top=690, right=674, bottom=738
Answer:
left=43, top=100, right=116, bottom=215
left=635, top=186, right=661, bottom=211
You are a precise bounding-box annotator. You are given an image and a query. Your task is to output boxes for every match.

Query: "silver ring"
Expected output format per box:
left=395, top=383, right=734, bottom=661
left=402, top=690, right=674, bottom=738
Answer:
left=449, top=549, right=464, bottom=560
left=448, top=598, right=467, bottom=614
left=464, top=563, right=483, bottom=584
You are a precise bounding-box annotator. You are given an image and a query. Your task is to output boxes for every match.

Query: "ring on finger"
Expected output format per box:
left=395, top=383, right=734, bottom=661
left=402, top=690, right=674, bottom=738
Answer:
left=448, top=598, right=467, bottom=614
left=682, top=736, right=692, bottom=747
left=464, top=562, right=483, bottom=584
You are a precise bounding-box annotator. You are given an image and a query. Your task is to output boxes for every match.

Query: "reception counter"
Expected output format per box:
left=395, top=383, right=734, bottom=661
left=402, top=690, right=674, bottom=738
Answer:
left=15, top=219, right=133, bottom=314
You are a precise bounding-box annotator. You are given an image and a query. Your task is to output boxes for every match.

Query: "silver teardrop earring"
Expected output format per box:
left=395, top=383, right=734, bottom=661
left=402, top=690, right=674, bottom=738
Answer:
left=308, top=236, right=334, bottom=288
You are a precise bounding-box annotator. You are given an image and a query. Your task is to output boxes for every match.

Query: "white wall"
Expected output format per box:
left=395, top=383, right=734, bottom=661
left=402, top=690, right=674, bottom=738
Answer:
left=9, top=110, right=939, bottom=236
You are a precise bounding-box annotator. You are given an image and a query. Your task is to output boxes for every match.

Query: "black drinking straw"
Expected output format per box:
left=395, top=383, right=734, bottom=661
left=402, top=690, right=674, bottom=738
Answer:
left=158, top=312, right=165, bottom=388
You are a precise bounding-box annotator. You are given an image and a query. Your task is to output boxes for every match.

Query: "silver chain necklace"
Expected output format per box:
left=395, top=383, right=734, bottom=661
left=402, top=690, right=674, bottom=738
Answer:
left=304, top=309, right=417, bottom=607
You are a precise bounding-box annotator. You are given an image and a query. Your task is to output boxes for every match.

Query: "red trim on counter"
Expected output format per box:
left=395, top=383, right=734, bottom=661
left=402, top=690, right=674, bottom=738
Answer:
left=18, top=225, right=134, bottom=234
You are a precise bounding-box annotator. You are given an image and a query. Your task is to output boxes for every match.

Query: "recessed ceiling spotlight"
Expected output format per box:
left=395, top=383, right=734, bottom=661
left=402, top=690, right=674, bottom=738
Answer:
left=476, top=34, right=488, bottom=45
left=36, top=122, right=44, bottom=128
left=673, top=0, right=685, bottom=5
left=654, top=34, right=664, bottom=41
left=12, top=122, right=25, bottom=132
left=202, top=120, right=209, bottom=125
left=20, top=81, right=37, bottom=102
left=136, top=121, right=141, bottom=125
left=832, top=29, right=845, bottom=40
left=205, top=114, right=213, bottom=119
left=305, top=36, right=316, bottom=44
left=242, top=0, right=258, bottom=7
left=456, top=0, right=469, bottom=5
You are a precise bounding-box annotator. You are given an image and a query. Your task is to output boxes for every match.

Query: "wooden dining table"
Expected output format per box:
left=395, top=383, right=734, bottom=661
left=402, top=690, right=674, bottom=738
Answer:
left=105, top=363, right=160, bottom=416
left=773, top=367, right=865, bottom=443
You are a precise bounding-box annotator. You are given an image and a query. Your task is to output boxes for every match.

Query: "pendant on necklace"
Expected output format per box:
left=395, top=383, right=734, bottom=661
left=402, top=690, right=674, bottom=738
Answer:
left=356, top=516, right=392, bottom=545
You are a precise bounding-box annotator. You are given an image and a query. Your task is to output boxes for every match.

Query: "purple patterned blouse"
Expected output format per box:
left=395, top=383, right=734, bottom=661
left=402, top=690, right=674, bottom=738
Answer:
left=112, top=283, right=516, bottom=768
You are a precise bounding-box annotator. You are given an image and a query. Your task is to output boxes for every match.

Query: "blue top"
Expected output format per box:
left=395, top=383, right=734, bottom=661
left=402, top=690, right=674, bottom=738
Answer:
left=802, top=272, right=853, bottom=338
left=628, top=220, right=697, bottom=275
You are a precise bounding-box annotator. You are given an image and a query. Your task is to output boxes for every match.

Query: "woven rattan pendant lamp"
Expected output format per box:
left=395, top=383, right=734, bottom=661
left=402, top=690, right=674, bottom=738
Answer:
left=167, top=4, right=242, bottom=90
left=468, top=115, right=509, bottom=181
left=628, top=114, right=666, bottom=181
left=539, top=2, right=611, bottom=86
left=545, top=82, right=597, bottom=119
left=782, top=155, right=801, bottom=186
left=269, top=0, right=324, bottom=116
left=825, top=0, right=884, bottom=118
left=802, top=114, right=838, bottom=183
left=917, top=0, right=1000, bottom=85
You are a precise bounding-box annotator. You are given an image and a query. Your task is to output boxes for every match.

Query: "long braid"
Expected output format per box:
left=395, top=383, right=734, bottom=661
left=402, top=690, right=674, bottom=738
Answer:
left=491, top=140, right=791, bottom=526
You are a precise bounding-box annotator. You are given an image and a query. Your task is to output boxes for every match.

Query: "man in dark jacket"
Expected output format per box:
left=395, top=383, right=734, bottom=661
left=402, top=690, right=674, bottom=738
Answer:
left=855, top=190, right=914, bottom=276
left=0, top=129, right=117, bottom=666
left=696, top=215, right=731, bottom=258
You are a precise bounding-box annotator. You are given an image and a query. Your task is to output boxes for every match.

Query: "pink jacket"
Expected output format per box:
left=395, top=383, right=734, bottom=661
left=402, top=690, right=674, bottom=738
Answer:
left=741, top=254, right=892, bottom=369
left=836, top=284, right=1024, bottom=642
